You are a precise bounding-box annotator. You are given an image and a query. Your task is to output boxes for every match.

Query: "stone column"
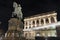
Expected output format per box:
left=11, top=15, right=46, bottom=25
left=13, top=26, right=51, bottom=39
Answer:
left=48, top=17, right=51, bottom=24
left=39, top=19, right=41, bottom=26
left=24, top=21, right=26, bottom=29
left=54, top=16, right=57, bottom=22
left=34, top=20, right=37, bottom=27
left=28, top=32, right=30, bottom=38
left=43, top=18, right=46, bottom=25
left=31, top=20, right=33, bottom=28
left=27, top=21, right=29, bottom=29
left=24, top=21, right=26, bottom=26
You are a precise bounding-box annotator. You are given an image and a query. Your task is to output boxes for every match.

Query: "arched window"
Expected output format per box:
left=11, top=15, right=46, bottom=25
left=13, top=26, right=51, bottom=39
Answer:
left=29, top=33, right=31, bottom=37
left=33, top=21, right=35, bottom=24
left=41, top=19, right=44, bottom=25
left=26, top=27, right=27, bottom=29
left=25, top=33, right=27, bottom=37
left=51, top=17, right=55, bottom=23
left=29, top=26, right=31, bottom=28
left=25, top=22, right=27, bottom=26
left=37, top=20, right=39, bottom=24
left=46, top=18, right=49, bottom=24
left=33, top=21, right=35, bottom=27
left=37, top=20, right=39, bottom=27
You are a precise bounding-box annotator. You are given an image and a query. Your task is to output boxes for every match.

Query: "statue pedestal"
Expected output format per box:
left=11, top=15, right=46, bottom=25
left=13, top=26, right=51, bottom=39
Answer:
left=4, top=18, right=26, bottom=40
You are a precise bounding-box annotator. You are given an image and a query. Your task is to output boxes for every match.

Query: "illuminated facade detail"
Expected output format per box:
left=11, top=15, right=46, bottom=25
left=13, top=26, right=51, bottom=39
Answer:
left=23, top=11, right=57, bottom=40
left=31, top=20, right=33, bottom=28
left=48, top=17, right=51, bottom=24
left=24, top=11, right=57, bottom=29
left=39, top=19, right=41, bottom=26
left=43, top=18, right=46, bottom=25
left=34, top=20, right=37, bottom=27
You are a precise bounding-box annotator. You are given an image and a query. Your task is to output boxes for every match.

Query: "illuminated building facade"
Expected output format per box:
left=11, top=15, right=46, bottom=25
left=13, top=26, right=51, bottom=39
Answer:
left=23, top=11, right=58, bottom=40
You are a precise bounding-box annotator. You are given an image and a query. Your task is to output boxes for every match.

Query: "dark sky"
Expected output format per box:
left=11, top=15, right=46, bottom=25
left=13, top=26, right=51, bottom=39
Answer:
left=0, top=0, right=60, bottom=32
left=20, top=0, right=60, bottom=20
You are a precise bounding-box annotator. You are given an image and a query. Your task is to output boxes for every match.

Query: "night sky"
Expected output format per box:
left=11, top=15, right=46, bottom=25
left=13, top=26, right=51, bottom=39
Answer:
left=0, top=0, right=60, bottom=32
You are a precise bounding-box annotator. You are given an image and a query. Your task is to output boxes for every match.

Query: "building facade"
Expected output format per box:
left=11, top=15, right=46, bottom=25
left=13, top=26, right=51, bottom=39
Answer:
left=23, top=11, right=57, bottom=40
